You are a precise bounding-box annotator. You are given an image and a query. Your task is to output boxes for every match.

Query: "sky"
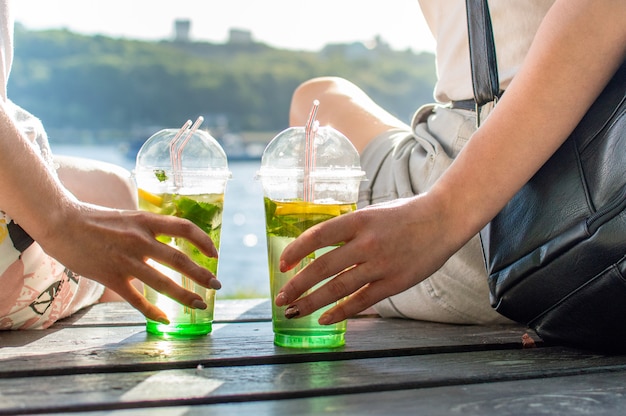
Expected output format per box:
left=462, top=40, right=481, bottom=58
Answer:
left=12, top=0, right=436, bottom=53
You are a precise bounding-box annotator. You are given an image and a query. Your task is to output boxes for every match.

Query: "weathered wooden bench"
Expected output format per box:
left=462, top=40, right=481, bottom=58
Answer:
left=1, top=299, right=625, bottom=415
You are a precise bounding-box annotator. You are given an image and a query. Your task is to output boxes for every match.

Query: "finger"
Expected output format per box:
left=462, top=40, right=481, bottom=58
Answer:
left=279, top=211, right=359, bottom=272
left=147, top=238, right=221, bottom=290
left=283, top=261, right=386, bottom=322
left=133, top=260, right=212, bottom=310
left=319, top=280, right=389, bottom=325
left=112, top=279, right=171, bottom=324
left=275, top=242, right=363, bottom=307
left=143, top=212, right=219, bottom=258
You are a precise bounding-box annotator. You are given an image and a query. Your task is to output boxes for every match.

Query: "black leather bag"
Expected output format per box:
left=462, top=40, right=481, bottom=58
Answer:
left=467, top=0, right=626, bottom=352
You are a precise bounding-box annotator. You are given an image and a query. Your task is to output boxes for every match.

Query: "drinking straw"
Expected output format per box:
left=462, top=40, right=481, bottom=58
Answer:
left=169, top=119, right=192, bottom=184
left=169, top=116, right=204, bottom=188
left=174, top=116, right=205, bottom=187
left=304, top=100, right=320, bottom=202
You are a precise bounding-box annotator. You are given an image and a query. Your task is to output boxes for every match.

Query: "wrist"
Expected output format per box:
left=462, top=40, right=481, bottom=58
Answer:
left=27, top=190, right=81, bottom=246
left=426, top=180, right=485, bottom=250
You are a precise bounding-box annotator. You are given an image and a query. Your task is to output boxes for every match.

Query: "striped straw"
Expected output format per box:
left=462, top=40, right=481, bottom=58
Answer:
left=304, top=100, right=320, bottom=202
left=170, top=116, right=204, bottom=187
left=169, top=119, right=192, bottom=186
left=175, top=116, right=204, bottom=186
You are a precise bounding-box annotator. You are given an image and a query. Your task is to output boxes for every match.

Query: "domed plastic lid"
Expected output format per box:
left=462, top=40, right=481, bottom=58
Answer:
left=257, top=125, right=365, bottom=203
left=134, top=127, right=231, bottom=194
left=258, top=126, right=365, bottom=180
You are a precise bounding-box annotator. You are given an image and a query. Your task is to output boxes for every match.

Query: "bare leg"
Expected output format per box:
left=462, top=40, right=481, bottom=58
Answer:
left=289, top=77, right=411, bottom=153
left=54, top=155, right=137, bottom=210
left=54, top=155, right=140, bottom=302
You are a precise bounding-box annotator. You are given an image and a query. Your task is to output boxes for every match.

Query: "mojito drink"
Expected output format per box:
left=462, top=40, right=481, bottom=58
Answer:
left=264, top=197, right=356, bottom=348
left=138, top=189, right=224, bottom=336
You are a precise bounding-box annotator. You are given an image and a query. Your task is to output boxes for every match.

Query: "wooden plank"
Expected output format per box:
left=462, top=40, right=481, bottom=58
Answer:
left=65, top=370, right=623, bottom=416
left=1, top=347, right=625, bottom=415
left=0, top=318, right=536, bottom=376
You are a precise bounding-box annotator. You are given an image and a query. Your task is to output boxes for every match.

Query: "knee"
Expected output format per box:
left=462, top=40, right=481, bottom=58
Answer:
left=97, top=164, right=138, bottom=210
left=55, top=156, right=137, bottom=210
left=289, top=77, right=359, bottom=126
left=293, top=76, right=346, bottom=95
left=292, top=76, right=353, bottom=106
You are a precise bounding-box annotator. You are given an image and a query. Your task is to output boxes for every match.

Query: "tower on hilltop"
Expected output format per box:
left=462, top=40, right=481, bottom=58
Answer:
left=174, top=19, right=191, bottom=42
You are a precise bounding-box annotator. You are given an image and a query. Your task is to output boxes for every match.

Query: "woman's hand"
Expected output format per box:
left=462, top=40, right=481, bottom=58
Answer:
left=275, top=194, right=462, bottom=325
left=40, top=202, right=221, bottom=324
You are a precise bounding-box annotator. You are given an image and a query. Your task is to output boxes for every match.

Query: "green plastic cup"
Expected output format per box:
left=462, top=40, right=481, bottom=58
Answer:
left=258, top=125, right=365, bottom=348
left=134, top=127, right=230, bottom=336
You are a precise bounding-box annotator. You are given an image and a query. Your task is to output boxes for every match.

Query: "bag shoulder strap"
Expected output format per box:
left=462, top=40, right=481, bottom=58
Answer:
left=465, top=0, right=499, bottom=125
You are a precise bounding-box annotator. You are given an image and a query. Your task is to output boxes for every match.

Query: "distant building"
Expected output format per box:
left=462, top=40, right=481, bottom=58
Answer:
left=174, top=19, right=191, bottom=42
left=228, top=28, right=253, bottom=45
left=371, top=35, right=391, bottom=51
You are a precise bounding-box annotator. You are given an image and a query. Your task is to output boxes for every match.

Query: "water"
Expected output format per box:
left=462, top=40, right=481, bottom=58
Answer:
left=51, top=143, right=270, bottom=299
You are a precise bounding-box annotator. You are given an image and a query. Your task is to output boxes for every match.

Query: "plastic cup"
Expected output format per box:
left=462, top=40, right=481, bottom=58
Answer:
left=134, top=127, right=230, bottom=336
left=258, top=125, right=365, bottom=348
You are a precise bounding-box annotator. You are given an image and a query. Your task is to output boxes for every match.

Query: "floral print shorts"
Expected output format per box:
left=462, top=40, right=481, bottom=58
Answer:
left=0, top=214, right=104, bottom=329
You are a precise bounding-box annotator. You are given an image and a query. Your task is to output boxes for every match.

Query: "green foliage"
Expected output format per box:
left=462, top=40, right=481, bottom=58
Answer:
left=8, top=26, right=436, bottom=142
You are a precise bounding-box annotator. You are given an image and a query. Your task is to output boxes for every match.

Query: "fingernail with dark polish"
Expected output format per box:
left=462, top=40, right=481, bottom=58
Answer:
left=210, top=278, right=222, bottom=290
left=285, top=305, right=300, bottom=319
left=192, top=299, right=208, bottom=310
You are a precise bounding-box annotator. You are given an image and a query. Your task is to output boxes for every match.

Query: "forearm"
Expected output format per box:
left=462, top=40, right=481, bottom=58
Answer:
left=430, top=0, right=626, bottom=248
left=0, top=101, right=77, bottom=242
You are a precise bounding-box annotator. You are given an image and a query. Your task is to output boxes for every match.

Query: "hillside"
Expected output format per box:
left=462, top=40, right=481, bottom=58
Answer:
left=7, top=25, right=436, bottom=144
